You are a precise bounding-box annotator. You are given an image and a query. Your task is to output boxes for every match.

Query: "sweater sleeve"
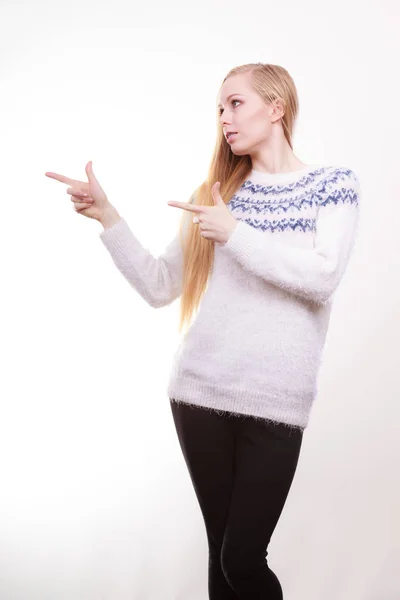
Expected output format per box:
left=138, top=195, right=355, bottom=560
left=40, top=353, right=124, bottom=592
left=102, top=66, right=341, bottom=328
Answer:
left=99, top=217, right=185, bottom=308
left=222, top=168, right=361, bottom=305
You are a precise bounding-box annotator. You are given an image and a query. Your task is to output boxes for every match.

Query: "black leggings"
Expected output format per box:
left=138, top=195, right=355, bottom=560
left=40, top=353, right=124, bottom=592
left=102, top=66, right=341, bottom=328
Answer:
left=169, top=399, right=304, bottom=600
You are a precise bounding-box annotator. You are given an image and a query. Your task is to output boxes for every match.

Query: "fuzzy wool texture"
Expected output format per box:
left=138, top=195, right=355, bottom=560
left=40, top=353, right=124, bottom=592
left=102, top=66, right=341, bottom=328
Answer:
left=100, top=164, right=361, bottom=430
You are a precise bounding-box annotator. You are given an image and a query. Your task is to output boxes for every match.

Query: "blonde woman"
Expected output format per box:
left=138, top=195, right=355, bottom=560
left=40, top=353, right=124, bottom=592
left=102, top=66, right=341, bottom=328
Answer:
left=46, top=63, right=361, bottom=599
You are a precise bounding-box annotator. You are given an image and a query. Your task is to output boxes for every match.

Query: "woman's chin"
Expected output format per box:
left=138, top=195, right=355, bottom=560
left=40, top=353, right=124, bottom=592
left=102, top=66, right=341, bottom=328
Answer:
left=230, top=144, right=248, bottom=156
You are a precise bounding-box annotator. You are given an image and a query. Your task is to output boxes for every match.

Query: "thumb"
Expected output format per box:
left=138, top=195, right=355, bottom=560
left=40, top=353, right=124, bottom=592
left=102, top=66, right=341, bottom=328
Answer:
left=212, top=181, right=223, bottom=205
left=85, top=160, right=97, bottom=183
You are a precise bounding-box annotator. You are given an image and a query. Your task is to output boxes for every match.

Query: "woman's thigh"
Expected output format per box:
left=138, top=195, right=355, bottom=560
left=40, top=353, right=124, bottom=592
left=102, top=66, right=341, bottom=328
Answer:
left=169, top=399, right=237, bottom=543
left=222, top=417, right=304, bottom=570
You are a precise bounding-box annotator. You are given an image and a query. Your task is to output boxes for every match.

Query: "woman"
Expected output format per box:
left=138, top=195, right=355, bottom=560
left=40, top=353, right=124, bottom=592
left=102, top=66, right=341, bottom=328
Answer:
left=45, top=62, right=361, bottom=599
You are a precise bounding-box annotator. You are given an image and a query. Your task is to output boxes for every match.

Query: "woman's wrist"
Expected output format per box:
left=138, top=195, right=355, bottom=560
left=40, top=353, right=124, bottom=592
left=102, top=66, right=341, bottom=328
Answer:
left=99, top=205, right=121, bottom=230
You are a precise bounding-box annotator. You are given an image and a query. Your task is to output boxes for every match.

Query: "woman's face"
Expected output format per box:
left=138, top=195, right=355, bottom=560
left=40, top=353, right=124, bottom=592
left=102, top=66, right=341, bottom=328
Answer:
left=217, top=72, right=279, bottom=157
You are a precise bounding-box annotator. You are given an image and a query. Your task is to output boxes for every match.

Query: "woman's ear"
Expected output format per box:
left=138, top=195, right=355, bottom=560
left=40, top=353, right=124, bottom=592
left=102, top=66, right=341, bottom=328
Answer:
left=270, top=97, right=286, bottom=122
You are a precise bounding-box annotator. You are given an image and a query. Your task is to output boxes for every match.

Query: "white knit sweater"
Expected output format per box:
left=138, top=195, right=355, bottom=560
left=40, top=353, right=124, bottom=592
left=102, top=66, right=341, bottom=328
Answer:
left=99, top=164, right=361, bottom=429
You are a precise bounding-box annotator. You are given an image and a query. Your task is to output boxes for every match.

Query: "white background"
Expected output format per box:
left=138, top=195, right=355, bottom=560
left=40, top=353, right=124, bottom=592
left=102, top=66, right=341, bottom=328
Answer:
left=1, top=0, right=399, bottom=598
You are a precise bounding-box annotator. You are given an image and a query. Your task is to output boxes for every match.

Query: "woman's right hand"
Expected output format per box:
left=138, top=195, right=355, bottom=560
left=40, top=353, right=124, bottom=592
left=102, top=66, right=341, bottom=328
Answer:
left=45, top=161, right=111, bottom=222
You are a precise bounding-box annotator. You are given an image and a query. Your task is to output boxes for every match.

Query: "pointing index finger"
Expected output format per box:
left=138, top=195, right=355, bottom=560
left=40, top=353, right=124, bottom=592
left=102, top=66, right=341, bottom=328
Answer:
left=45, top=172, right=84, bottom=187
left=167, top=201, right=203, bottom=213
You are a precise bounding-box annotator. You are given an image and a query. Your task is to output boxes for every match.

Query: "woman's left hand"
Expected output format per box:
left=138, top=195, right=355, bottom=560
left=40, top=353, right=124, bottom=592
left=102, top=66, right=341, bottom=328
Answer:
left=167, top=181, right=238, bottom=244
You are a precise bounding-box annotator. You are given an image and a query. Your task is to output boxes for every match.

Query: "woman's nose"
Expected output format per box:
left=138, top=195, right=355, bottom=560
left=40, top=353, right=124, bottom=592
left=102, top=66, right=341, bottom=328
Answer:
left=220, top=114, right=232, bottom=126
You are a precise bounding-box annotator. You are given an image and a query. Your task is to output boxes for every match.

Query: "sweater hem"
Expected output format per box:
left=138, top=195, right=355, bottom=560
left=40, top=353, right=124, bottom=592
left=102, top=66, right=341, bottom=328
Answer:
left=167, top=377, right=313, bottom=430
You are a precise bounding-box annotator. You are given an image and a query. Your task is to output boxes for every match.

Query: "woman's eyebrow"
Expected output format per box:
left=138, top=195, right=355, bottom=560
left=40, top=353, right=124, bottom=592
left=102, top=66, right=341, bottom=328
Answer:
left=218, top=93, right=245, bottom=108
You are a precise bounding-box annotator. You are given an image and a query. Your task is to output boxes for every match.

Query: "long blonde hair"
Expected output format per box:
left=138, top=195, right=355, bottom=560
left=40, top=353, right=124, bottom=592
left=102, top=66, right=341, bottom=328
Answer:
left=177, top=63, right=300, bottom=334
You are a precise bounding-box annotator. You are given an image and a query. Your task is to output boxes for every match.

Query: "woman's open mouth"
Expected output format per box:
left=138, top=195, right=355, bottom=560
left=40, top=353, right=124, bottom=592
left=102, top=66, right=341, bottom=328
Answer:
left=226, top=132, right=238, bottom=143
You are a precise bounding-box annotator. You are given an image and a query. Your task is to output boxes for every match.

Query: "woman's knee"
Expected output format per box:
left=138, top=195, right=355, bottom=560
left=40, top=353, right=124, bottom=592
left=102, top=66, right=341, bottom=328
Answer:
left=221, top=542, right=282, bottom=597
left=220, top=542, right=253, bottom=583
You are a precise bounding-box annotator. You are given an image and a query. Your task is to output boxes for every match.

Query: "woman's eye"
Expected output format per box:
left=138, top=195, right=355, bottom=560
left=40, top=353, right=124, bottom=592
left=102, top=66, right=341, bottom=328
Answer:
left=219, top=100, right=240, bottom=115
